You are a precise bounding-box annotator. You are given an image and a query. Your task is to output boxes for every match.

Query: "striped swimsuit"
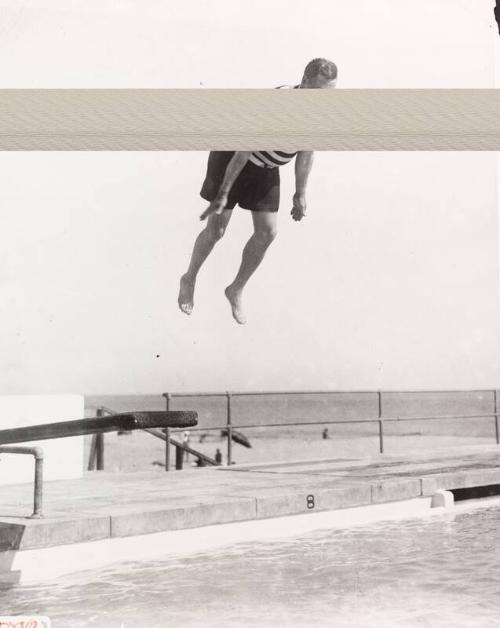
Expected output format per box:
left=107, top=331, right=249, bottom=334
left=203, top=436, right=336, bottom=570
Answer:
left=248, top=85, right=299, bottom=170
left=248, top=150, right=298, bottom=169
left=200, top=86, right=300, bottom=211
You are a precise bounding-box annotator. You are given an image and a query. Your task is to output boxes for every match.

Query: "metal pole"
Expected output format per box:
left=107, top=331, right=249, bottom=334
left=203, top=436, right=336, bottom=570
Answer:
left=0, top=446, right=44, bottom=518
left=378, top=420, right=384, bottom=454
left=32, top=451, right=44, bottom=518
left=226, top=392, right=232, bottom=466
left=164, top=393, right=171, bottom=471
left=96, top=408, right=104, bottom=470
left=495, top=390, right=499, bottom=445
left=377, top=391, right=383, bottom=419
left=87, top=434, right=97, bottom=470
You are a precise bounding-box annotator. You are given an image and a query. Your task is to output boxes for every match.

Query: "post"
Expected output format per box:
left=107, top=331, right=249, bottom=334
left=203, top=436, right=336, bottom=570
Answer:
left=95, top=408, right=104, bottom=470
left=32, top=452, right=44, bottom=518
left=164, top=393, right=171, bottom=471
left=87, top=434, right=97, bottom=470
left=378, top=419, right=384, bottom=454
left=226, top=392, right=232, bottom=466
left=377, top=391, right=383, bottom=419
left=495, top=390, right=499, bottom=445
left=175, top=444, right=184, bottom=470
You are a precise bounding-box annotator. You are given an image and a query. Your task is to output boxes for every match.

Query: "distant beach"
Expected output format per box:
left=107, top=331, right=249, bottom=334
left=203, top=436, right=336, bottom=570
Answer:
left=84, top=391, right=498, bottom=472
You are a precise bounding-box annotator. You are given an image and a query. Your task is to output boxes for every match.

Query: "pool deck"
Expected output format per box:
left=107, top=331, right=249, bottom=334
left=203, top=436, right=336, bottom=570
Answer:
left=0, top=444, right=499, bottom=561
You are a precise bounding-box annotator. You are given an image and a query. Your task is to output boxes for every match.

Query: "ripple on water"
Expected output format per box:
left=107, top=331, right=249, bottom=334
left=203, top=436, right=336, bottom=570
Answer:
left=1, top=505, right=499, bottom=627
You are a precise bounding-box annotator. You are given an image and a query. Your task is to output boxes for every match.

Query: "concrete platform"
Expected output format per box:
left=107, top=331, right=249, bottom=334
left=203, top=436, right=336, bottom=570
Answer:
left=0, top=445, right=499, bottom=582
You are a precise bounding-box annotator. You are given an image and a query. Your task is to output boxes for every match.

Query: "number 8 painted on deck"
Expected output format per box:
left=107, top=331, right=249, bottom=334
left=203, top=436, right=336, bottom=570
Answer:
left=307, top=494, right=315, bottom=509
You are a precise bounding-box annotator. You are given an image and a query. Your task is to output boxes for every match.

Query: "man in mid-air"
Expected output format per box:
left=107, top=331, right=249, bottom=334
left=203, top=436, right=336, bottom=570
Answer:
left=178, top=58, right=337, bottom=324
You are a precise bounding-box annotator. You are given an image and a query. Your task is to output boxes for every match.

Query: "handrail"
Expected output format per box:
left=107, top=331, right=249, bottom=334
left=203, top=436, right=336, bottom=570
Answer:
left=165, top=412, right=500, bottom=431
left=161, top=412, right=500, bottom=458
left=0, top=446, right=44, bottom=518
left=163, top=388, right=496, bottom=398
left=163, top=388, right=500, bottom=464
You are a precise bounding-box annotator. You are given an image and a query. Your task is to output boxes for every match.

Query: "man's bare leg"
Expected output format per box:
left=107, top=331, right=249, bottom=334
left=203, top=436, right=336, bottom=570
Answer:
left=225, top=211, right=278, bottom=324
left=178, top=210, right=233, bottom=315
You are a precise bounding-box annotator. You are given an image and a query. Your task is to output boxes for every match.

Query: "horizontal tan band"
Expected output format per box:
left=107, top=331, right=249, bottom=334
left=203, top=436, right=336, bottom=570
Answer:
left=0, top=89, right=499, bottom=150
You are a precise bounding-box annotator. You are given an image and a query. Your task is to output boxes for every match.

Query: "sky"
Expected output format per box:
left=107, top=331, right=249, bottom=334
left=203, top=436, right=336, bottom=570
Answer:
left=0, top=0, right=499, bottom=396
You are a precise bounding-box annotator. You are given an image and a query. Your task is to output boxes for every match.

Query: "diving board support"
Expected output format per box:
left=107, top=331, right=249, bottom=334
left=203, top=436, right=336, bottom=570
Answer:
left=144, top=428, right=218, bottom=467
left=88, top=407, right=105, bottom=471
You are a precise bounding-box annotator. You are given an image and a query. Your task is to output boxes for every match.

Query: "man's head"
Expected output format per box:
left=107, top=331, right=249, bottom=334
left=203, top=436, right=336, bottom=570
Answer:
left=301, top=58, right=337, bottom=88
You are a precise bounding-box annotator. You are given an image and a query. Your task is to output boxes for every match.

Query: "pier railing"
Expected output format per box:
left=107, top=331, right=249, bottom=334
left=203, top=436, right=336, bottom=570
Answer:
left=87, top=389, right=500, bottom=472
left=160, top=389, right=500, bottom=468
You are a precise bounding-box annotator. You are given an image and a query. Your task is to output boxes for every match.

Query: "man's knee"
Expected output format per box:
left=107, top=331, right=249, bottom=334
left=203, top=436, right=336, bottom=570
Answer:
left=206, top=220, right=227, bottom=242
left=255, top=225, right=278, bottom=245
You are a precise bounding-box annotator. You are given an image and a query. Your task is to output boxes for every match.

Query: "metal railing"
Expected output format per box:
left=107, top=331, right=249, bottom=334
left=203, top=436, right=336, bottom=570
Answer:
left=87, top=389, right=500, bottom=472
left=0, top=446, right=44, bottom=518
left=161, top=389, right=500, bottom=468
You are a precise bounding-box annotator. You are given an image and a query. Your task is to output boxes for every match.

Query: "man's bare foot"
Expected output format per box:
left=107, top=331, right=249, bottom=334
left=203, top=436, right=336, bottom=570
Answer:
left=178, top=274, right=195, bottom=315
left=224, top=285, right=247, bottom=324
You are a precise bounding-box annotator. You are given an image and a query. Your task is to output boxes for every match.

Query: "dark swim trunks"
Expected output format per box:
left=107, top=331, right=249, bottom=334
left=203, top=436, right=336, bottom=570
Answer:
left=200, top=151, right=280, bottom=212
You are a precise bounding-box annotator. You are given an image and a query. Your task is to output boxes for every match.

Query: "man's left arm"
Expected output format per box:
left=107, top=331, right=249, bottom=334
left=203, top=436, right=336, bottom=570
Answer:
left=292, top=151, right=314, bottom=221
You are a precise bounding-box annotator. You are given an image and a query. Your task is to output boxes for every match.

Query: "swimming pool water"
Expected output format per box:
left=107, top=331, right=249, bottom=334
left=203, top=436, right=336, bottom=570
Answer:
left=3, top=503, right=500, bottom=628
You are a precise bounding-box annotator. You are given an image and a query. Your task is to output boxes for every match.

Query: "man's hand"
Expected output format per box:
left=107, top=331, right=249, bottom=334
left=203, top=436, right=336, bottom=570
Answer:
left=199, top=152, right=251, bottom=221
left=291, top=192, right=307, bottom=221
left=200, top=194, right=228, bottom=221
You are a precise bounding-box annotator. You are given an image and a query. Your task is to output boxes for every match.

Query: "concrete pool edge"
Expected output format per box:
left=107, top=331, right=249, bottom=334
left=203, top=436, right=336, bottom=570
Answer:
left=2, top=468, right=495, bottom=552
left=1, top=446, right=499, bottom=584
left=0, top=497, right=434, bottom=584
left=5, top=493, right=500, bottom=585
